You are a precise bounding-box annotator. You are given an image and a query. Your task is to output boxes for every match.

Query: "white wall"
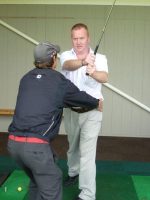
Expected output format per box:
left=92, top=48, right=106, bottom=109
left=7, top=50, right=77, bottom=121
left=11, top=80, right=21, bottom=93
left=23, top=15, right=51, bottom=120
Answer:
left=0, top=5, right=150, bottom=137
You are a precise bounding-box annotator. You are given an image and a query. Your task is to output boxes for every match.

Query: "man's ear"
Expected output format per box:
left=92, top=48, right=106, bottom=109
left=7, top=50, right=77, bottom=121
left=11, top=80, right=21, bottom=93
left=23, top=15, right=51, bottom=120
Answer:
left=51, top=56, right=57, bottom=69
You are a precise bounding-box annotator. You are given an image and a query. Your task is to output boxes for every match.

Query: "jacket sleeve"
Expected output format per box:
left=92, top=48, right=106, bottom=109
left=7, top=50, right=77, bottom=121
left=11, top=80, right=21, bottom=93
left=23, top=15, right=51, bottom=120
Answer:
left=63, top=79, right=99, bottom=109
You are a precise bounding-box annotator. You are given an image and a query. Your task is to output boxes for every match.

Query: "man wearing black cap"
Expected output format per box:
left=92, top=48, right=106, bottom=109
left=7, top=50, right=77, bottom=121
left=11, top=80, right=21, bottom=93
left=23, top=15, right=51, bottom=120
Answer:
left=7, top=42, right=101, bottom=200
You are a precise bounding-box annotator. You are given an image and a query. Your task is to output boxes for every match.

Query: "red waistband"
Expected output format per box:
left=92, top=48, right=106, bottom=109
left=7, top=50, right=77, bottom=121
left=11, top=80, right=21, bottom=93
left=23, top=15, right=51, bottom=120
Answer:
left=9, top=134, right=48, bottom=144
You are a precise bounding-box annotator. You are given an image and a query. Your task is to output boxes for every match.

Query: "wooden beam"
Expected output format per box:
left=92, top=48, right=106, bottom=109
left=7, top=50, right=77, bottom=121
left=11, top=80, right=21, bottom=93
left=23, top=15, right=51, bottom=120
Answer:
left=0, top=109, right=14, bottom=116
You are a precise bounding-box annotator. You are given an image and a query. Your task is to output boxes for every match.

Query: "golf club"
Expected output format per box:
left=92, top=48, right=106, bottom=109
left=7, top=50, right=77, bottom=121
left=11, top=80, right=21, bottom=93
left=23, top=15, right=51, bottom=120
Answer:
left=86, top=0, right=117, bottom=75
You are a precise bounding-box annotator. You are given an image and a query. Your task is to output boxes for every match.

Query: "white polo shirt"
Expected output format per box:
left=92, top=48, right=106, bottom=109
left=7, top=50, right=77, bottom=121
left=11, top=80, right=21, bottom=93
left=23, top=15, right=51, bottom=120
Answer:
left=60, top=48, right=108, bottom=99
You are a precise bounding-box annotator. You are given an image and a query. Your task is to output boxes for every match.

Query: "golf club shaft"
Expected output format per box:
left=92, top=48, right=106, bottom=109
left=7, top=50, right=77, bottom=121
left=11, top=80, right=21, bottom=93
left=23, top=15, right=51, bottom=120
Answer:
left=86, top=0, right=116, bottom=75
left=94, top=0, right=117, bottom=55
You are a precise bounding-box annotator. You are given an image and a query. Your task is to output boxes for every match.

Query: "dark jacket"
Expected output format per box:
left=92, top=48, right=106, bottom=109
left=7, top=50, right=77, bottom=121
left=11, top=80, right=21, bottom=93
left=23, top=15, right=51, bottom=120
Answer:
left=8, top=68, right=99, bottom=141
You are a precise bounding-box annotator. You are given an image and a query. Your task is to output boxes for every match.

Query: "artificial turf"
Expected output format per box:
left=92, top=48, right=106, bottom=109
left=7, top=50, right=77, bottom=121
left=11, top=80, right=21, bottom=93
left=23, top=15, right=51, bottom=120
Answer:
left=1, top=156, right=150, bottom=200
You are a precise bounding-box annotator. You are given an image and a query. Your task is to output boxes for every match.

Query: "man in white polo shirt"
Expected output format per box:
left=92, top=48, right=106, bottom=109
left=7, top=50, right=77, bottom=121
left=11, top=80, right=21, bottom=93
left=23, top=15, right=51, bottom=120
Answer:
left=60, top=23, right=108, bottom=200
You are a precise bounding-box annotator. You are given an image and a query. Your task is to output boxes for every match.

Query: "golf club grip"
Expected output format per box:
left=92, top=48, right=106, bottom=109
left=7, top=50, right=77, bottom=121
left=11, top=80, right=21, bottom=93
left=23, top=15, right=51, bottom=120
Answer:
left=86, top=45, right=99, bottom=76
left=94, top=45, right=99, bottom=55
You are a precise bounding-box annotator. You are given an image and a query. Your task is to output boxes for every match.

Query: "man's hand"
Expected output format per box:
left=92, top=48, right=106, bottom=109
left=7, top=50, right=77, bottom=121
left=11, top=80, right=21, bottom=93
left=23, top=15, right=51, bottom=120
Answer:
left=86, top=64, right=96, bottom=76
left=85, top=53, right=95, bottom=66
left=98, top=98, right=103, bottom=112
left=84, top=53, right=96, bottom=76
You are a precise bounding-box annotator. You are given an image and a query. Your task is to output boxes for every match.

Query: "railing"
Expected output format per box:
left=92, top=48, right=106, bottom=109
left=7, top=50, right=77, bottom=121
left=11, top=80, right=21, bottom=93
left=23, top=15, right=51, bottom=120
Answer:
left=0, top=19, right=150, bottom=113
left=104, top=83, right=150, bottom=113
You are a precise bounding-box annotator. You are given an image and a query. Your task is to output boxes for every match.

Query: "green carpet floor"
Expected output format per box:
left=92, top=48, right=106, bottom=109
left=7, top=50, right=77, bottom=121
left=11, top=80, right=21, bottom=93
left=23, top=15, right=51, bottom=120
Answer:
left=0, top=170, right=29, bottom=200
left=1, top=156, right=150, bottom=200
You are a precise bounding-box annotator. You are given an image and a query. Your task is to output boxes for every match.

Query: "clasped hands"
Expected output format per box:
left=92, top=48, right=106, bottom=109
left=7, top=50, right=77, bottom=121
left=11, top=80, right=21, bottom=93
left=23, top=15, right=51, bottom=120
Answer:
left=84, top=53, right=96, bottom=76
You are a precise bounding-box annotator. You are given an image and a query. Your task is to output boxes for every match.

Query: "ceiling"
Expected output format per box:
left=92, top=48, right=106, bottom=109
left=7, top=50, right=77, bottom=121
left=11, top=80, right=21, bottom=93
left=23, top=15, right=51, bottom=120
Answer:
left=0, top=0, right=150, bottom=6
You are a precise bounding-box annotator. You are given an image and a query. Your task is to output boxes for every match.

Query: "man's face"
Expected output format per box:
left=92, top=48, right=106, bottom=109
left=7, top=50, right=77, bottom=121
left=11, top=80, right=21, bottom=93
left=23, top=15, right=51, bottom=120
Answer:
left=71, top=27, right=90, bottom=54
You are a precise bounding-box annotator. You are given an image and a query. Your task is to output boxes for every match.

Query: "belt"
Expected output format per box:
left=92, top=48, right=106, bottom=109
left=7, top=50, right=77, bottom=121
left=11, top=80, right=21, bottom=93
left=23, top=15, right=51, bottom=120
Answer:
left=71, top=107, right=94, bottom=113
left=9, top=134, right=49, bottom=144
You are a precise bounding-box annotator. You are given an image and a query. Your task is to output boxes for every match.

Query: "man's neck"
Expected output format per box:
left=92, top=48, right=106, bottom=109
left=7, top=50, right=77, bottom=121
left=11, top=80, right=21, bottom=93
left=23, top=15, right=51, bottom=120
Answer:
left=74, top=48, right=90, bottom=60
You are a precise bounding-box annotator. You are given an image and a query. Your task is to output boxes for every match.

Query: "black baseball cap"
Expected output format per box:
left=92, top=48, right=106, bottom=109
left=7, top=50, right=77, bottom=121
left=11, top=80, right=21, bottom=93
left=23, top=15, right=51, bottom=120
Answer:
left=34, top=41, right=60, bottom=63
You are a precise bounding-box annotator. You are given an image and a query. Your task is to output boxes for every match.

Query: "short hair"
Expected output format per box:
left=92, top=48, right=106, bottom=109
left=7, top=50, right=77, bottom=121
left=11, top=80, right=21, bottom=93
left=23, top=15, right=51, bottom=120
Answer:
left=34, top=60, right=53, bottom=69
left=34, top=54, right=57, bottom=69
left=33, top=41, right=60, bottom=69
left=71, top=23, right=89, bottom=36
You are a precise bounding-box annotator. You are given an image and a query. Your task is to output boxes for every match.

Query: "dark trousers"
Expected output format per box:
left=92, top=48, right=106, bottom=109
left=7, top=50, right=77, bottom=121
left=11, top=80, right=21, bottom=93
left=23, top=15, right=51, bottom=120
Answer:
left=7, top=139, right=62, bottom=200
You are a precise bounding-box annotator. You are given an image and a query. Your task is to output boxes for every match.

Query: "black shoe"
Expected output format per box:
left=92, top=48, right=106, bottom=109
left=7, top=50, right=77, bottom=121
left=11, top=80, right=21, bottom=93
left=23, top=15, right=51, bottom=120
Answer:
left=63, top=175, right=79, bottom=187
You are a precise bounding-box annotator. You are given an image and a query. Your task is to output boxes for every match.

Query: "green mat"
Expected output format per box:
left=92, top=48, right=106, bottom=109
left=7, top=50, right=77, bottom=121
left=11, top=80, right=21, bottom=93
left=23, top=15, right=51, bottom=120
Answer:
left=2, top=171, right=150, bottom=200
left=132, top=175, right=150, bottom=200
left=1, top=157, right=150, bottom=200
left=1, top=156, right=150, bottom=175
left=0, top=170, right=29, bottom=200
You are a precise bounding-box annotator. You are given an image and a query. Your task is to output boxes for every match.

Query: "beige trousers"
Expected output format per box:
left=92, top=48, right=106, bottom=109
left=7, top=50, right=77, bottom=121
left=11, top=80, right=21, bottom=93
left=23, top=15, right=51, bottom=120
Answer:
left=63, top=108, right=102, bottom=200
